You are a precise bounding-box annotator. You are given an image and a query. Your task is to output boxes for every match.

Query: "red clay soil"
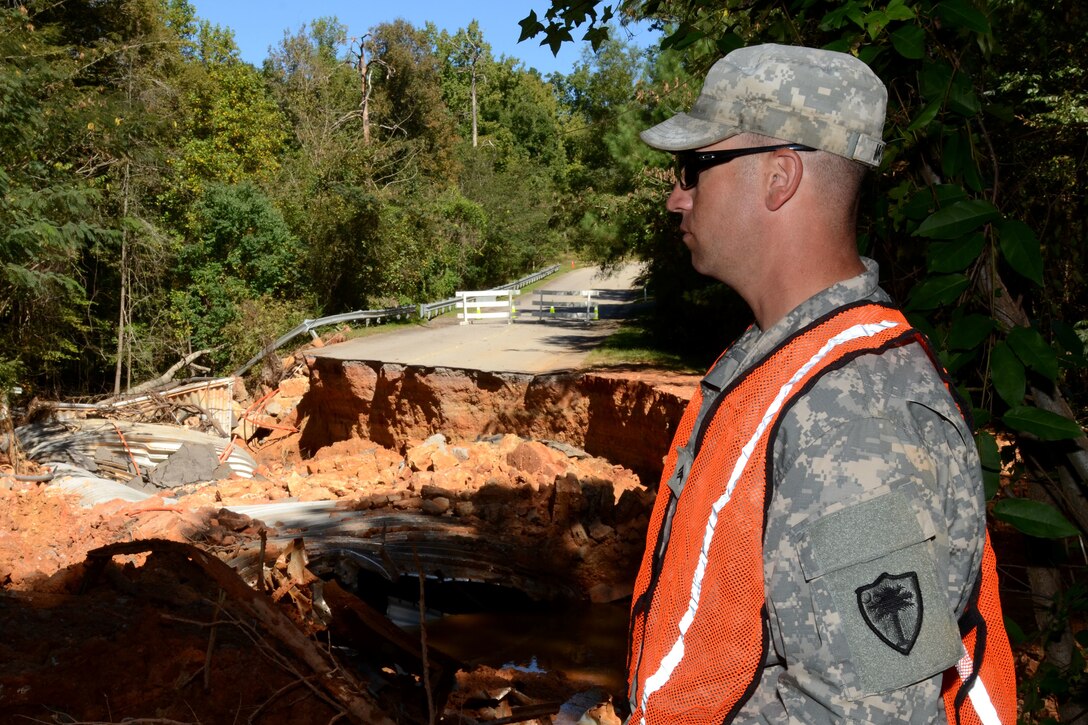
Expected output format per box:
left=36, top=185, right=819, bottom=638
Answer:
left=0, top=407, right=657, bottom=723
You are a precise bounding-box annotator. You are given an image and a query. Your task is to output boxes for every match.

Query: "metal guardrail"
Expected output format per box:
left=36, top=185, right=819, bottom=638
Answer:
left=418, top=264, right=560, bottom=319
left=233, top=305, right=415, bottom=376
left=417, top=297, right=459, bottom=320
left=497, top=264, right=560, bottom=291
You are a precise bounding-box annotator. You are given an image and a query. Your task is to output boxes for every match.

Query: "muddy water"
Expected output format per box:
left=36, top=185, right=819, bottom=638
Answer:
left=412, top=602, right=631, bottom=696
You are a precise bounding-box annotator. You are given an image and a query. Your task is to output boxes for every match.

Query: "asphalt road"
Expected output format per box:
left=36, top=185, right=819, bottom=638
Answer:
left=309, top=263, right=646, bottom=374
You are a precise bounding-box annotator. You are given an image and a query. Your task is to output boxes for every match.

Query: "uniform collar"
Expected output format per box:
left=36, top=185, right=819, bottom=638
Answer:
left=704, top=257, right=888, bottom=390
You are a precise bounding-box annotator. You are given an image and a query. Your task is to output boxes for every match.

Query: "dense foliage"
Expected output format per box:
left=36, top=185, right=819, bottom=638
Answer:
left=1, top=0, right=589, bottom=394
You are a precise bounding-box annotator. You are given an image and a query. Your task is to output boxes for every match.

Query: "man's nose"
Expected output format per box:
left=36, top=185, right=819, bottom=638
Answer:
left=666, top=183, right=692, bottom=213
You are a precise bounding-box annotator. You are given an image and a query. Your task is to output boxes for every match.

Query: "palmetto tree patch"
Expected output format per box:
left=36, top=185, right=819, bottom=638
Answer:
left=856, top=572, right=923, bottom=655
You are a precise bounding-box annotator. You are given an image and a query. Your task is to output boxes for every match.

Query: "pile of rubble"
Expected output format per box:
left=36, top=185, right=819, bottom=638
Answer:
left=0, top=365, right=670, bottom=724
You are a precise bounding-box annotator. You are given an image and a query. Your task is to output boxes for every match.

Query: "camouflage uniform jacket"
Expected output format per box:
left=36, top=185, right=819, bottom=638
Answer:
left=684, top=258, right=984, bottom=723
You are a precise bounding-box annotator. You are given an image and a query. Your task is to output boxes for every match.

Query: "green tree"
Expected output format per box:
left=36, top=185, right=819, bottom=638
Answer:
left=171, top=182, right=306, bottom=368
left=438, top=21, right=491, bottom=148
left=557, top=30, right=647, bottom=185
left=167, top=38, right=288, bottom=215
left=263, top=16, right=356, bottom=151
left=77, top=1, right=194, bottom=393
left=3, top=1, right=589, bottom=399
left=367, top=20, right=460, bottom=185
left=263, top=17, right=386, bottom=312
left=460, top=148, right=563, bottom=283
left=0, top=3, right=135, bottom=394
left=492, top=60, right=569, bottom=173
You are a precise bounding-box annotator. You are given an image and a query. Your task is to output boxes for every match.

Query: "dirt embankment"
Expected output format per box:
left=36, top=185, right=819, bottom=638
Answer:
left=294, top=357, right=696, bottom=485
left=1, top=361, right=699, bottom=724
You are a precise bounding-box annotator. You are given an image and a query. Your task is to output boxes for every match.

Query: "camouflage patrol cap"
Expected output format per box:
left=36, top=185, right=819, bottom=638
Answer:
left=641, top=44, right=887, bottom=167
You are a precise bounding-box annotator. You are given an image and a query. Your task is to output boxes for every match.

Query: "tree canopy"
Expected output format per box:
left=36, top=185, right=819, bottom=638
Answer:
left=0, top=1, right=587, bottom=392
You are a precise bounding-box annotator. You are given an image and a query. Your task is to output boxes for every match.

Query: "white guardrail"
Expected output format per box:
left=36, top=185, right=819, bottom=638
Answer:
left=535, top=289, right=599, bottom=321
left=457, top=289, right=519, bottom=324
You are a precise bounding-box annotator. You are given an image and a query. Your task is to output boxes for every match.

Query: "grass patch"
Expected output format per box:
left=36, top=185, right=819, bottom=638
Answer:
left=336, top=317, right=419, bottom=340
left=586, top=318, right=704, bottom=372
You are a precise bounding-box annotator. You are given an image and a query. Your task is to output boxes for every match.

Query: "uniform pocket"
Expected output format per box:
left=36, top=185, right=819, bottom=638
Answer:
left=795, top=487, right=963, bottom=698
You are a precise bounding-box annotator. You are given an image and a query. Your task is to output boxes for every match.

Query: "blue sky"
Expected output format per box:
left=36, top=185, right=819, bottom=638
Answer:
left=188, top=1, right=660, bottom=76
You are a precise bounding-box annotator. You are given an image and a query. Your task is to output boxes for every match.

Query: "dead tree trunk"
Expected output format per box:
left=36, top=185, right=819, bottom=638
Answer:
left=114, top=161, right=131, bottom=396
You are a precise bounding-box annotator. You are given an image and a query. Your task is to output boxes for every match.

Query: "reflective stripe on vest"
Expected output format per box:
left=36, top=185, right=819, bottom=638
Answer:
left=941, top=531, right=1017, bottom=724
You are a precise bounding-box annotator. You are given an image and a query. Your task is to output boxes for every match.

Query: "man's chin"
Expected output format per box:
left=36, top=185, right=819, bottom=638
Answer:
left=689, top=253, right=711, bottom=277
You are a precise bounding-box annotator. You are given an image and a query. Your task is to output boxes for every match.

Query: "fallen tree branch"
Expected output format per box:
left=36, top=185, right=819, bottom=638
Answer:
left=247, top=676, right=318, bottom=724
left=121, top=350, right=212, bottom=398
left=213, top=605, right=345, bottom=718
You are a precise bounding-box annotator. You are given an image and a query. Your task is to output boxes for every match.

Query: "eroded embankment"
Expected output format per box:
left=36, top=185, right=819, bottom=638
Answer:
left=295, top=357, right=697, bottom=485
left=0, top=360, right=701, bottom=724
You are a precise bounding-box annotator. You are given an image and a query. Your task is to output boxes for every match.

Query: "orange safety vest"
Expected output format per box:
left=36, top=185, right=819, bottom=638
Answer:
left=627, top=302, right=1016, bottom=724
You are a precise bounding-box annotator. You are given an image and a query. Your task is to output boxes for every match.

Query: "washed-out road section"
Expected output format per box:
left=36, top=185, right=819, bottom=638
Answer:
left=309, top=263, right=645, bottom=373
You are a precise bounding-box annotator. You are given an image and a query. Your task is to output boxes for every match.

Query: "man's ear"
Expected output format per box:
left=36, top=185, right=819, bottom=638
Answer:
left=765, top=149, right=804, bottom=211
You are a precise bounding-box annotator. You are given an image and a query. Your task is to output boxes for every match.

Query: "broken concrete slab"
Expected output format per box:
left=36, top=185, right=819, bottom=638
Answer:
left=147, top=441, right=222, bottom=488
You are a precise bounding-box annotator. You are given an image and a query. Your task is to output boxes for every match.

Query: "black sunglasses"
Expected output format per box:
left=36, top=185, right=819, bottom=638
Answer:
left=674, top=144, right=816, bottom=190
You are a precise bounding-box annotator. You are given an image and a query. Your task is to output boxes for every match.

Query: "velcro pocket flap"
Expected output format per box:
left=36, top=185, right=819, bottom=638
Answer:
left=797, top=488, right=936, bottom=582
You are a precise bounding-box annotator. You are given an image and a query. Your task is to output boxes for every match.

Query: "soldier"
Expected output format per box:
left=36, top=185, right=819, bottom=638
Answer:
left=626, top=44, right=1016, bottom=723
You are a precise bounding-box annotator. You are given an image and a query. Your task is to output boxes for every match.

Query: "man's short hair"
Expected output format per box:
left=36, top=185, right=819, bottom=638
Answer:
left=641, top=44, right=888, bottom=168
left=736, top=132, right=867, bottom=218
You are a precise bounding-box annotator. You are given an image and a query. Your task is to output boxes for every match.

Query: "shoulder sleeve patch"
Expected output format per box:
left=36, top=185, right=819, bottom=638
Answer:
left=795, top=488, right=963, bottom=696
left=857, top=571, right=923, bottom=655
